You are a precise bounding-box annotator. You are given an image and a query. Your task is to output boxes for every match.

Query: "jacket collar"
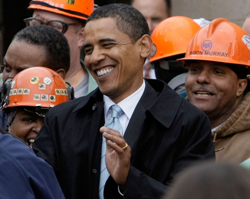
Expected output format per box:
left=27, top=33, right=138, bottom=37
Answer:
left=143, top=79, right=182, bottom=128
left=72, top=79, right=182, bottom=129
left=72, top=88, right=102, bottom=113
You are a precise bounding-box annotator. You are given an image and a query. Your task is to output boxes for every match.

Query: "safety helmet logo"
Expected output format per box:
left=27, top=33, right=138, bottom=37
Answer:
left=201, top=40, right=213, bottom=52
left=67, top=0, right=75, bottom=5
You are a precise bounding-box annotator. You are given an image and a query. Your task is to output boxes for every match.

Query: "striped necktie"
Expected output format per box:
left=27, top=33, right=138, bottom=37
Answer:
left=99, top=104, right=124, bottom=199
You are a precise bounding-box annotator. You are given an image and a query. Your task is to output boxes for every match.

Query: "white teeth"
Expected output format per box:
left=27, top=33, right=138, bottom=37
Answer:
left=196, top=92, right=211, bottom=96
left=28, top=139, right=35, bottom=148
left=97, top=68, right=114, bottom=77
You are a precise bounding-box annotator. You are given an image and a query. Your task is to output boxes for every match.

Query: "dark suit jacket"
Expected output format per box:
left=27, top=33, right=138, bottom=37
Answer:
left=33, top=79, right=215, bottom=199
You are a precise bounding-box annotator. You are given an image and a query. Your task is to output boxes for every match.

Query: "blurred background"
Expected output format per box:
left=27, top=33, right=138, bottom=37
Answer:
left=0, top=0, right=249, bottom=60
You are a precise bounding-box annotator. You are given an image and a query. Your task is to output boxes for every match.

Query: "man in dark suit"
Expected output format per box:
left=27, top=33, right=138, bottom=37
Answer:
left=33, top=4, right=215, bottom=199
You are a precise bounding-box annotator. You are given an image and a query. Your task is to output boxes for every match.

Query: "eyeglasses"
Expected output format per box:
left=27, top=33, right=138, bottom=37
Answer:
left=24, top=17, right=82, bottom=34
left=0, top=63, right=11, bottom=73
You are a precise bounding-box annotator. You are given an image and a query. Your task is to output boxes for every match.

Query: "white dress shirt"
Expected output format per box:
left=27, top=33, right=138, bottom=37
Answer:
left=103, top=80, right=146, bottom=135
left=102, top=80, right=145, bottom=196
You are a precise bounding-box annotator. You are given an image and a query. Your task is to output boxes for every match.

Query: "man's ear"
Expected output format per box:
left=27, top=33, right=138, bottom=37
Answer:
left=56, top=69, right=66, bottom=80
left=139, top=35, right=152, bottom=59
left=77, top=26, right=85, bottom=48
left=236, top=79, right=248, bottom=97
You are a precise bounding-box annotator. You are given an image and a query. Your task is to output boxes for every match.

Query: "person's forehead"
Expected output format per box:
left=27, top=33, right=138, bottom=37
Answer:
left=7, top=40, right=46, bottom=58
left=86, top=17, right=117, bottom=28
left=85, top=17, right=121, bottom=39
left=242, top=17, right=250, bottom=36
left=132, top=0, right=167, bottom=15
left=191, top=60, right=228, bottom=67
left=5, top=40, right=47, bottom=68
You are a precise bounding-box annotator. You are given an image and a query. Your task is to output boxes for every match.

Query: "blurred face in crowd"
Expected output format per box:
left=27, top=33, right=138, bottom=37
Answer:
left=8, top=110, right=44, bottom=148
left=32, top=10, right=84, bottom=67
left=83, top=17, right=151, bottom=103
left=185, top=61, right=247, bottom=127
left=132, top=0, right=169, bottom=34
left=3, top=39, right=47, bottom=81
left=242, top=15, right=250, bottom=36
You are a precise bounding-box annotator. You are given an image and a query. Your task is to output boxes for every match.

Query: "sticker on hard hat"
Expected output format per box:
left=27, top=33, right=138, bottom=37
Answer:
left=12, top=89, right=17, bottom=95
left=30, top=77, right=39, bottom=84
left=67, top=0, right=75, bottom=5
left=151, top=44, right=157, bottom=57
left=17, top=89, right=23, bottom=95
left=60, top=89, right=68, bottom=95
left=41, top=94, right=49, bottom=101
left=43, top=77, right=52, bottom=85
left=201, top=40, right=213, bottom=51
left=55, top=89, right=61, bottom=95
left=11, top=80, right=16, bottom=89
left=33, top=94, right=40, bottom=101
left=9, top=90, right=12, bottom=96
left=39, top=84, right=46, bottom=90
left=242, top=35, right=250, bottom=50
left=23, top=89, right=30, bottom=95
left=49, top=95, right=56, bottom=102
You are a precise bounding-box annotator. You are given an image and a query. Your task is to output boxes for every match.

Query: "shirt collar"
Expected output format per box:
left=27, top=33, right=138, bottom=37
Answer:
left=104, top=80, right=146, bottom=119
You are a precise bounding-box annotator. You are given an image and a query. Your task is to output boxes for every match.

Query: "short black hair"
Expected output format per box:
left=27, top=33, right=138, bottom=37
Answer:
left=14, top=25, right=70, bottom=73
left=87, top=3, right=150, bottom=43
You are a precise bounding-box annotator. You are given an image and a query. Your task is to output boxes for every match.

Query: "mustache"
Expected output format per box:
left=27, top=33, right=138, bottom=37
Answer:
left=192, top=86, right=215, bottom=94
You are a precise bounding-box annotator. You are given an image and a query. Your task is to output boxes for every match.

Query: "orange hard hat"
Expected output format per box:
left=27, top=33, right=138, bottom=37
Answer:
left=179, top=18, right=250, bottom=67
left=2, top=67, right=69, bottom=109
left=28, top=0, right=94, bottom=21
left=150, top=16, right=201, bottom=63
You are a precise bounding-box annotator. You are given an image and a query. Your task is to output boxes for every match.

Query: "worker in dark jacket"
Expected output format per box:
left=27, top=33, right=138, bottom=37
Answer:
left=0, top=126, right=65, bottom=198
left=33, top=4, right=215, bottom=199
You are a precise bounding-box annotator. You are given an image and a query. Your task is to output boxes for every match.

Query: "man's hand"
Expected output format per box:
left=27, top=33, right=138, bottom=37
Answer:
left=100, top=126, right=131, bottom=189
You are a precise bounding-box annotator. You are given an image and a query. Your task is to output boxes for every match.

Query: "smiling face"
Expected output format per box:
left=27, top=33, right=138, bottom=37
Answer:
left=83, top=17, right=149, bottom=103
left=8, top=110, right=44, bottom=147
left=3, top=39, right=47, bottom=81
left=185, top=61, right=247, bottom=127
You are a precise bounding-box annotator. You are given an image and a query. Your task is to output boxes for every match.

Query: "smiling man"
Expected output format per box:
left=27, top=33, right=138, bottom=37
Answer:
left=33, top=4, right=214, bottom=199
left=26, top=0, right=97, bottom=98
left=180, top=18, right=250, bottom=163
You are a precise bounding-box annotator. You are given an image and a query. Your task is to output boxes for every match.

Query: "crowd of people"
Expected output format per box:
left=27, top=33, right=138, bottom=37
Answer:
left=0, top=0, right=250, bottom=198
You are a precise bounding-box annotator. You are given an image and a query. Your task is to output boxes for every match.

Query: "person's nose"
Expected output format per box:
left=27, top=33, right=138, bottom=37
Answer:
left=89, top=48, right=105, bottom=66
left=196, top=69, right=211, bottom=84
left=33, top=118, right=44, bottom=133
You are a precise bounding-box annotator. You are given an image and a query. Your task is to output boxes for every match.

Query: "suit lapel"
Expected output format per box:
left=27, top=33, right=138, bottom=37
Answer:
left=87, top=90, right=105, bottom=173
left=124, top=81, right=159, bottom=149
